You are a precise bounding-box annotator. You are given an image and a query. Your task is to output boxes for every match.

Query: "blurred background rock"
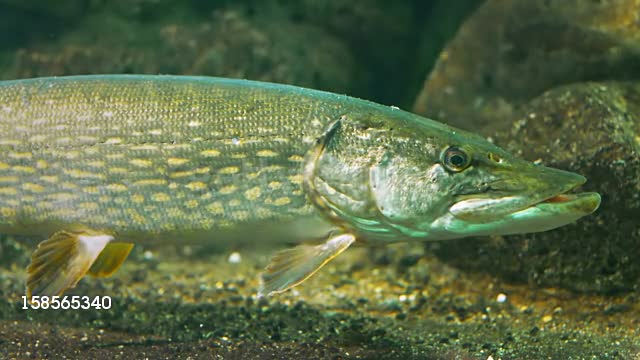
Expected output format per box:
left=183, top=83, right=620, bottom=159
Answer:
left=414, top=0, right=640, bottom=293
left=0, top=0, right=482, bottom=108
left=1, top=0, right=639, bottom=294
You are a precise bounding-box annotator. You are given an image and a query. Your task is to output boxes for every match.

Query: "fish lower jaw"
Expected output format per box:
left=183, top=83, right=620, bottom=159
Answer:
left=527, top=191, right=601, bottom=215
left=449, top=189, right=601, bottom=222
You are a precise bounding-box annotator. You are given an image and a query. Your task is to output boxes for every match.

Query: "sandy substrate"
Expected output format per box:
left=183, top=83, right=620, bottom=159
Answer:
left=1, top=238, right=639, bottom=359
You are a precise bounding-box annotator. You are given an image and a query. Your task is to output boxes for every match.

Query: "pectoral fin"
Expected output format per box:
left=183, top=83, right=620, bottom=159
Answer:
left=258, top=233, right=355, bottom=297
left=26, top=230, right=117, bottom=300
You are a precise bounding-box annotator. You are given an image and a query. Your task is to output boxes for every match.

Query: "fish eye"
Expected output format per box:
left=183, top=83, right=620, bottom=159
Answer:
left=441, top=146, right=471, bottom=172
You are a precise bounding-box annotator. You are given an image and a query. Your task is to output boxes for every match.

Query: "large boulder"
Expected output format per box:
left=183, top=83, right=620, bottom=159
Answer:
left=413, top=0, right=640, bottom=293
left=414, top=0, right=640, bottom=133
left=430, top=82, right=640, bottom=293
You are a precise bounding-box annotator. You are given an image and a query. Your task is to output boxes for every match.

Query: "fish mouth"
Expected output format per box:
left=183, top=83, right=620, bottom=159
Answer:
left=440, top=185, right=601, bottom=238
left=450, top=179, right=601, bottom=222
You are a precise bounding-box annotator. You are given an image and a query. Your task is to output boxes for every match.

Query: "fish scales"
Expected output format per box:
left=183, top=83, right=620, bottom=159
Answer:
left=0, top=75, right=350, bottom=235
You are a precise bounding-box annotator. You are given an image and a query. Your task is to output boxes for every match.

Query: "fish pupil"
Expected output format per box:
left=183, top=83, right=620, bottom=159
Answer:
left=450, top=154, right=466, bottom=166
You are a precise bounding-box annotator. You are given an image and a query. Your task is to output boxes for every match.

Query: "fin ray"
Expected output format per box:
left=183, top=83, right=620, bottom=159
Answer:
left=259, top=233, right=355, bottom=297
left=26, top=230, right=114, bottom=300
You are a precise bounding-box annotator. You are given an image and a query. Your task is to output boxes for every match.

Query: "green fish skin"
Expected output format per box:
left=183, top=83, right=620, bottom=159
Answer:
left=0, top=75, right=601, bottom=298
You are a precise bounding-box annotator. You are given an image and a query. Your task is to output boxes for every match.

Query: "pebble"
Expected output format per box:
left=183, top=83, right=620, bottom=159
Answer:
left=228, top=252, right=242, bottom=264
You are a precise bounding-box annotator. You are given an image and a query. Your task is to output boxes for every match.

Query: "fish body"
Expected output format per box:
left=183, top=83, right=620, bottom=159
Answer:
left=0, top=75, right=601, bottom=298
left=0, top=75, right=347, bottom=240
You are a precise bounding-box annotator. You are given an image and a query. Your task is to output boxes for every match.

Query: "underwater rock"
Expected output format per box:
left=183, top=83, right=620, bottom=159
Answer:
left=413, top=1, right=640, bottom=292
left=430, top=82, right=640, bottom=293
left=410, top=0, right=484, bottom=107
left=413, top=0, right=640, bottom=132
left=3, top=9, right=357, bottom=94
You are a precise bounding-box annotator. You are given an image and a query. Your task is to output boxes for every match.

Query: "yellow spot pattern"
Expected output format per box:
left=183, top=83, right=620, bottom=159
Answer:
left=22, top=183, right=45, bottom=193
left=0, top=187, right=18, bottom=195
left=244, top=186, right=262, bottom=200
left=40, top=175, right=58, bottom=183
left=257, top=149, right=278, bottom=157
left=129, top=159, right=153, bottom=168
left=206, top=201, right=225, bottom=215
left=104, top=138, right=123, bottom=145
left=0, top=176, right=18, bottom=183
left=219, top=185, right=237, bottom=195
left=168, top=158, right=189, bottom=166
left=63, top=151, right=80, bottom=159
left=218, top=166, right=240, bottom=175
left=6, top=199, right=19, bottom=207
left=106, top=153, right=125, bottom=160
left=0, top=207, right=17, bottom=218
left=152, top=193, right=171, bottom=202
left=13, top=166, right=36, bottom=173
left=64, top=169, right=104, bottom=179
left=273, top=197, right=291, bottom=206
left=109, top=167, right=128, bottom=174
left=61, top=182, right=79, bottom=190
left=107, top=183, right=128, bottom=192
left=9, top=152, right=33, bottom=160
left=79, top=202, right=99, bottom=211
left=268, top=181, right=282, bottom=190
left=201, top=149, right=221, bottom=157
left=127, top=209, right=147, bottom=224
left=83, top=186, right=99, bottom=194
left=288, top=174, right=304, bottom=184
left=186, top=181, right=208, bottom=191
left=231, top=211, right=250, bottom=221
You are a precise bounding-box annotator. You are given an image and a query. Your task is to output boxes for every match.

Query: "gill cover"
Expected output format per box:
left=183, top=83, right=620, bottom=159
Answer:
left=304, top=115, right=445, bottom=239
left=304, top=116, right=394, bottom=236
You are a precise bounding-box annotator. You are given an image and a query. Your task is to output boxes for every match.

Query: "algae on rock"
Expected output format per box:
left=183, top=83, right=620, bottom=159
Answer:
left=414, top=0, right=640, bottom=133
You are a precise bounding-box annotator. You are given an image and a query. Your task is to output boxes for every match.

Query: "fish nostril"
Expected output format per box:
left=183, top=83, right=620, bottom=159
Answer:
left=488, top=153, right=502, bottom=163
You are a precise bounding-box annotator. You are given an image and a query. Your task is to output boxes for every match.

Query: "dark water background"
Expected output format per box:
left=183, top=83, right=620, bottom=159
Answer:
left=1, top=1, right=639, bottom=359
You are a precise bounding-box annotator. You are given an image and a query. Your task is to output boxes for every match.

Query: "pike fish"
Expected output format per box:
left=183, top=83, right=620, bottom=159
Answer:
left=0, top=75, right=601, bottom=300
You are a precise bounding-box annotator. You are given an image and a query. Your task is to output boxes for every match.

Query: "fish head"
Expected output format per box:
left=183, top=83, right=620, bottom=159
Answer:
left=308, top=109, right=601, bottom=241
